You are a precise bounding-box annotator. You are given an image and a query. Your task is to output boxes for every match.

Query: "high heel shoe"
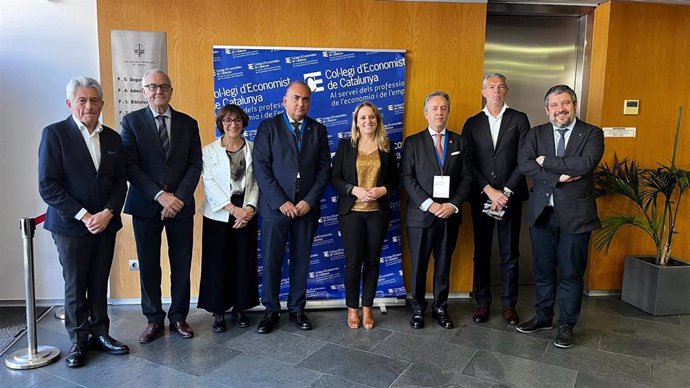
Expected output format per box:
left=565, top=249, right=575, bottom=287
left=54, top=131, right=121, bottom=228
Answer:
left=347, top=307, right=361, bottom=329
left=362, top=306, right=375, bottom=330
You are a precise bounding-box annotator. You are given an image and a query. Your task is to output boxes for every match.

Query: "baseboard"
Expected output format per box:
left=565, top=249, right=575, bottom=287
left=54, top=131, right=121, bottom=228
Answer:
left=584, top=289, right=621, bottom=296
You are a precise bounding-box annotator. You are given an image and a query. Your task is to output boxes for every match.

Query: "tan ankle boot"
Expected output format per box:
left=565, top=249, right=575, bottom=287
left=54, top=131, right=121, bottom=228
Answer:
left=347, top=307, right=361, bottom=329
left=362, top=306, right=375, bottom=330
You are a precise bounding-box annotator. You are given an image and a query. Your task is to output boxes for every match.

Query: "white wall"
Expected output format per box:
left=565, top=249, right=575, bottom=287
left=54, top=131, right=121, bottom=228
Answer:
left=0, top=0, right=99, bottom=301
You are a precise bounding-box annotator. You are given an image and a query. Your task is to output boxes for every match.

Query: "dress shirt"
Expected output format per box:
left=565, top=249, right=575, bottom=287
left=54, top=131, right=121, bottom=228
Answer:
left=73, top=115, right=103, bottom=221
left=420, top=128, right=458, bottom=214
left=548, top=118, right=577, bottom=206
left=482, top=103, right=508, bottom=149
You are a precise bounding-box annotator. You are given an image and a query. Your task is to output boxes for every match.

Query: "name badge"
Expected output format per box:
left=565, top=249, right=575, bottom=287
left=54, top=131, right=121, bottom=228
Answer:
left=433, top=175, right=450, bottom=198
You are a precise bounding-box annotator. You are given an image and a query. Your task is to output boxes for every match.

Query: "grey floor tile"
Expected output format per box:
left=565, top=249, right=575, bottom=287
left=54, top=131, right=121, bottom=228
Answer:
left=651, top=361, right=690, bottom=387
left=541, top=341, right=652, bottom=385
left=38, top=354, right=162, bottom=387
left=372, top=332, right=476, bottom=373
left=224, top=329, right=326, bottom=365
left=299, top=343, right=409, bottom=388
left=576, top=310, right=638, bottom=336
left=116, top=363, right=226, bottom=388
left=450, top=324, right=549, bottom=361
left=309, top=373, right=375, bottom=388
left=372, top=306, right=459, bottom=342
left=632, top=318, right=690, bottom=346
left=462, top=350, right=577, bottom=388
left=391, top=362, right=509, bottom=388
left=574, top=373, right=650, bottom=388
left=0, top=367, right=55, bottom=388
left=679, top=314, right=690, bottom=326
left=593, top=299, right=680, bottom=325
left=205, top=352, right=322, bottom=388
left=599, top=332, right=690, bottom=367
left=27, top=376, right=84, bottom=388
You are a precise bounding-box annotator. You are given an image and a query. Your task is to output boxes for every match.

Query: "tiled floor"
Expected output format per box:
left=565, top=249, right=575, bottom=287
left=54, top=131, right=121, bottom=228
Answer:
left=3, top=286, right=690, bottom=387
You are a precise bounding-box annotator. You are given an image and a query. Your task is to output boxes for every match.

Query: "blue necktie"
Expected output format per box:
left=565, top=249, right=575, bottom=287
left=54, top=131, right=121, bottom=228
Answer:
left=556, top=128, right=569, bottom=157
left=291, top=121, right=301, bottom=152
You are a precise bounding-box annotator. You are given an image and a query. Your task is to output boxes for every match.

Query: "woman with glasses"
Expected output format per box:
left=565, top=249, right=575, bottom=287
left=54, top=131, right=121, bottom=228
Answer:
left=331, top=101, right=399, bottom=330
left=198, top=104, right=259, bottom=332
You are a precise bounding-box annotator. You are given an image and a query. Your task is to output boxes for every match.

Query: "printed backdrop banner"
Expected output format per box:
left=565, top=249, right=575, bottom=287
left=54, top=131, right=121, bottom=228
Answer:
left=213, top=46, right=407, bottom=302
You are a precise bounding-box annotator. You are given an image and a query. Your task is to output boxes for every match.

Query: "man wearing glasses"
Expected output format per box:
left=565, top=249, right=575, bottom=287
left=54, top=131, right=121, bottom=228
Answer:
left=121, top=69, right=202, bottom=344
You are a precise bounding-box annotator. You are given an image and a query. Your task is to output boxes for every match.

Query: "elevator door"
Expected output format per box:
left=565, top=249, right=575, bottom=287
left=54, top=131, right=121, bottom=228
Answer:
left=483, top=14, right=586, bottom=285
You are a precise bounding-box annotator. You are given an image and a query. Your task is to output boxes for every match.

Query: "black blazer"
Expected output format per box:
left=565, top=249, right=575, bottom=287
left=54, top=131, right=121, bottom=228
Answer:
left=331, top=138, right=399, bottom=217
left=38, top=116, right=127, bottom=237
left=462, top=108, right=530, bottom=202
left=518, top=119, right=604, bottom=234
left=400, top=129, right=472, bottom=228
left=121, top=106, right=202, bottom=219
left=252, top=113, right=331, bottom=220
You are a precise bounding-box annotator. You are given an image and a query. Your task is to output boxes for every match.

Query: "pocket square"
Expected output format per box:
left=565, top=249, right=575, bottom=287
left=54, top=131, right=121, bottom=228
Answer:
left=107, top=150, right=117, bottom=155
left=451, top=151, right=461, bottom=156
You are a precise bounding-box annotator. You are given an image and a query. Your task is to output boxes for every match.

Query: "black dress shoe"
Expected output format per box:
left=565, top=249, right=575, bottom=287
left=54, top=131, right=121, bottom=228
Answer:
left=503, top=307, right=520, bottom=325
left=169, top=320, right=194, bottom=338
left=472, top=305, right=489, bottom=323
left=432, top=308, right=454, bottom=329
left=232, top=310, right=250, bottom=328
left=65, top=343, right=88, bottom=368
left=212, top=313, right=226, bottom=332
left=409, top=312, right=425, bottom=329
left=257, top=311, right=280, bottom=334
left=554, top=324, right=574, bottom=349
left=516, top=316, right=553, bottom=333
left=289, top=312, right=312, bottom=330
left=89, top=335, right=129, bottom=355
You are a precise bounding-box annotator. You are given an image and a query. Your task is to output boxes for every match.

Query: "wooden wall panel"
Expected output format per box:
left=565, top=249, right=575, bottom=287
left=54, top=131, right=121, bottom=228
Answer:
left=586, top=1, right=690, bottom=290
left=97, top=0, right=487, bottom=298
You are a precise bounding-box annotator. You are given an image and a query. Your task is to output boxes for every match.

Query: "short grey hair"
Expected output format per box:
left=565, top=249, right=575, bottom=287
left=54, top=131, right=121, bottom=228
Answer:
left=423, top=91, right=451, bottom=112
left=544, top=84, right=577, bottom=107
left=482, top=73, right=508, bottom=88
left=65, top=76, right=103, bottom=101
left=141, top=68, right=171, bottom=88
left=285, top=80, right=312, bottom=96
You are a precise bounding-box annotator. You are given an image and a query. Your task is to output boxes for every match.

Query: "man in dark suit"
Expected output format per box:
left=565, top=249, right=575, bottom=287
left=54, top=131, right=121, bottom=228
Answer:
left=39, top=76, right=129, bottom=367
left=252, top=81, right=331, bottom=334
left=121, top=69, right=202, bottom=343
left=462, top=74, right=530, bottom=325
left=516, top=85, right=604, bottom=349
left=400, top=91, right=472, bottom=329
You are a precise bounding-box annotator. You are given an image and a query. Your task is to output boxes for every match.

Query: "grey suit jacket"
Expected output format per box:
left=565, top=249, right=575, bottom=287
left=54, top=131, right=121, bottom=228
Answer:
left=518, top=119, right=604, bottom=234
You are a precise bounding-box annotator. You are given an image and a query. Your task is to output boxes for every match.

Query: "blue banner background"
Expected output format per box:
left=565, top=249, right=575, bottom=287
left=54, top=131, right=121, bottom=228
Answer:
left=212, top=46, right=407, bottom=301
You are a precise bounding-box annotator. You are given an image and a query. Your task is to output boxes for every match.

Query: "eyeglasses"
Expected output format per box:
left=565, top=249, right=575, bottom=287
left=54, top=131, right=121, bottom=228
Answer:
left=144, top=84, right=172, bottom=92
left=222, top=118, right=243, bottom=125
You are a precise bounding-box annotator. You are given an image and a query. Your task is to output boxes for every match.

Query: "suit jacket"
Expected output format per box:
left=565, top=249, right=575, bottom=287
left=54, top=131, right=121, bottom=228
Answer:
left=200, top=138, right=259, bottom=222
left=331, top=138, right=399, bottom=217
left=121, top=106, right=202, bottom=219
left=462, top=108, right=530, bottom=203
left=518, top=119, right=604, bottom=234
left=400, top=129, right=472, bottom=228
left=38, top=116, right=127, bottom=237
left=252, top=113, right=331, bottom=220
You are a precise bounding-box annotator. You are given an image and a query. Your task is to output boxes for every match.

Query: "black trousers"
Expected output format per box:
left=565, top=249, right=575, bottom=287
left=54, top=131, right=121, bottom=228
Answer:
left=406, top=216, right=460, bottom=313
left=470, top=200, right=522, bottom=308
left=132, top=215, right=193, bottom=324
left=52, top=230, right=115, bottom=344
left=198, top=216, right=259, bottom=313
left=338, top=211, right=390, bottom=308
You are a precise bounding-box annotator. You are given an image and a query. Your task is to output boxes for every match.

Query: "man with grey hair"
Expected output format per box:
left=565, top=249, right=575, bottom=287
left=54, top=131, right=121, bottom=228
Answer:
left=121, top=69, right=202, bottom=343
left=400, top=91, right=472, bottom=329
left=39, top=76, right=129, bottom=367
left=516, top=84, right=604, bottom=348
left=462, top=74, right=530, bottom=325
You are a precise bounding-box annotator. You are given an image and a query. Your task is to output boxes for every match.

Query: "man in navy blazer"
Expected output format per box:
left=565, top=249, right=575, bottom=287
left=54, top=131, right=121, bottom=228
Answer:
left=121, top=69, right=202, bottom=343
left=400, top=91, right=472, bottom=329
left=462, top=74, right=530, bottom=325
left=252, top=81, right=331, bottom=333
left=516, top=85, right=604, bottom=349
left=39, top=76, right=129, bottom=367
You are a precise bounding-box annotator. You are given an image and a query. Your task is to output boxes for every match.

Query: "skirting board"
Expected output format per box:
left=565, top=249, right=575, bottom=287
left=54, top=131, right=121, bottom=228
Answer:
left=584, top=289, right=621, bottom=297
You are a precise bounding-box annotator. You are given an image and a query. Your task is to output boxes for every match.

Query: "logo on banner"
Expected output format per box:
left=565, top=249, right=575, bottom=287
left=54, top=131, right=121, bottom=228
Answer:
left=303, top=71, right=324, bottom=92
left=134, top=43, right=145, bottom=58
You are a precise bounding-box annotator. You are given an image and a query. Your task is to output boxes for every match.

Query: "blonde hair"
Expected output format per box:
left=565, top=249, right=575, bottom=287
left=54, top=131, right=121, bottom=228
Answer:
left=349, top=101, right=390, bottom=152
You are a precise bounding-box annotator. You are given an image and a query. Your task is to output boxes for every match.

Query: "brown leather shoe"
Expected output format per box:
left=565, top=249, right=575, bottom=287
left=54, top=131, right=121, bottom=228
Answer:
left=473, top=305, right=489, bottom=323
left=139, top=322, right=163, bottom=344
left=169, top=320, right=194, bottom=338
left=503, top=306, right=520, bottom=325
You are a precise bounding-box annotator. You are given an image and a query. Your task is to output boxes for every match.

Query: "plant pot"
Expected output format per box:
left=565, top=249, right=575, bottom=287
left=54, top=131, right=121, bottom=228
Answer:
left=621, top=255, right=690, bottom=315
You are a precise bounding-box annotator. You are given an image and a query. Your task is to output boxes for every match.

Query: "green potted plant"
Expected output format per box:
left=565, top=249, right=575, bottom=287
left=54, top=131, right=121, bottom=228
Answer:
left=593, top=106, right=690, bottom=315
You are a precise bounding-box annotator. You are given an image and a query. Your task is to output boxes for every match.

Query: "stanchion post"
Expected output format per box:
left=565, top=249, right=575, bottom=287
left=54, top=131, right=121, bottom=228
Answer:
left=5, top=217, right=60, bottom=369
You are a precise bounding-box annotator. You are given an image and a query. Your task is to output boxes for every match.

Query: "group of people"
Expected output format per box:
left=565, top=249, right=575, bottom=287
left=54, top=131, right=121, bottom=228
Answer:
left=38, top=69, right=603, bottom=368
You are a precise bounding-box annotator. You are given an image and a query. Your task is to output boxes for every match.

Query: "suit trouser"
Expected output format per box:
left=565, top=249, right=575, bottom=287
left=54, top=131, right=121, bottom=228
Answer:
left=529, top=207, right=590, bottom=325
left=407, top=216, right=460, bottom=313
left=338, top=211, right=390, bottom=308
left=52, top=230, right=115, bottom=344
left=470, top=200, right=522, bottom=307
left=132, top=215, right=193, bottom=324
left=260, top=216, right=317, bottom=313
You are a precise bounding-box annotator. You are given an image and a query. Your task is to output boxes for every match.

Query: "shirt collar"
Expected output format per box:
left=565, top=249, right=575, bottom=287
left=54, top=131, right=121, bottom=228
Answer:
left=552, top=117, right=578, bottom=132
left=72, top=115, right=103, bottom=136
left=427, top=127, right=447, bottom=137
left=150, top=106, right=171, bottom=119
left=482, top=103, right=508, bottom=119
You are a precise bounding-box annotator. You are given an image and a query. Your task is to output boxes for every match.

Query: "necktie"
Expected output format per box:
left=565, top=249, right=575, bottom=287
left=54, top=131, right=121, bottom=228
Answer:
left=157, top=115, right=170, bottom=156
left=434, top=133, right=444, bottom=166
left=292, top=121, right=302, bottom=152
left=556, top=128, right=569, bottom=157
